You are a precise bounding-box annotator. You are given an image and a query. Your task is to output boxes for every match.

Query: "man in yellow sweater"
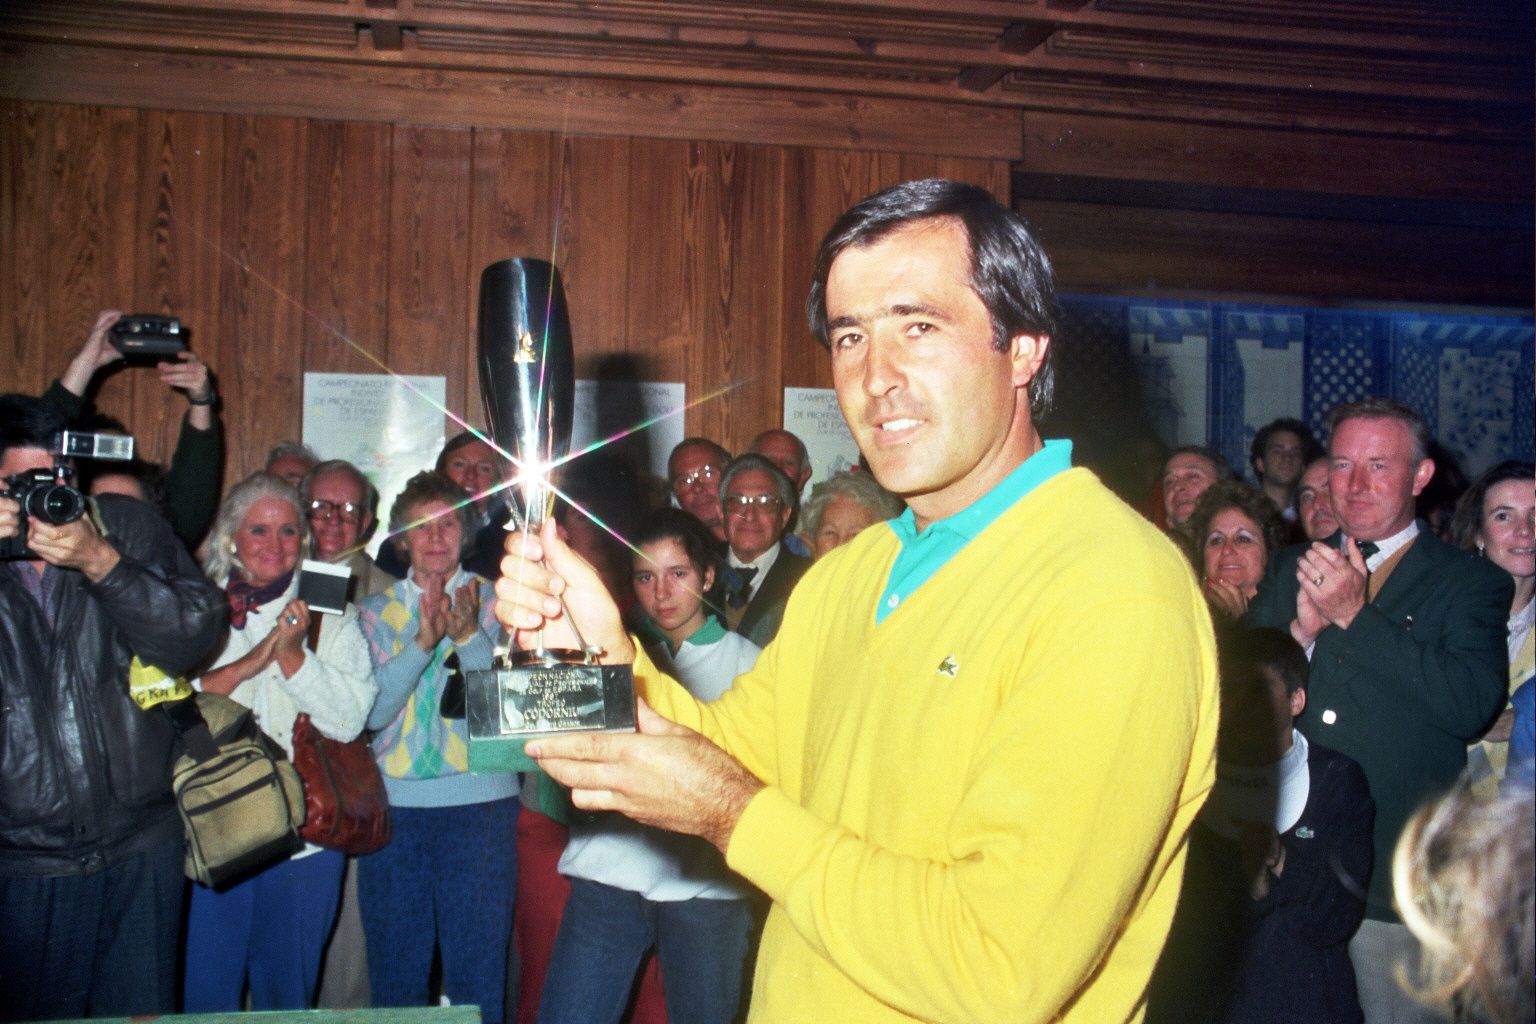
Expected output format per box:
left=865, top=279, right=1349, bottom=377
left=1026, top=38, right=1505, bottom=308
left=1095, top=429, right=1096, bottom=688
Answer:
left=498, top=179, right=1219, bottom=1024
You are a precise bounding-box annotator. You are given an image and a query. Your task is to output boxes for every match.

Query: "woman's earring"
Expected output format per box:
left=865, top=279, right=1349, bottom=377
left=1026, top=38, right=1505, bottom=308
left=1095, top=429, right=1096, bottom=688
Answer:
left=1477, top=543, right=1486, bottom=557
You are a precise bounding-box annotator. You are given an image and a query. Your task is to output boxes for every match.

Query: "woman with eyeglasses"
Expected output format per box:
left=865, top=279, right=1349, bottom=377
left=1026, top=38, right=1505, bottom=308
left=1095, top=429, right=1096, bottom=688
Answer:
left=355, top=470, right=517, bottom=1024
left=183, top=472, right=377, bottom=1012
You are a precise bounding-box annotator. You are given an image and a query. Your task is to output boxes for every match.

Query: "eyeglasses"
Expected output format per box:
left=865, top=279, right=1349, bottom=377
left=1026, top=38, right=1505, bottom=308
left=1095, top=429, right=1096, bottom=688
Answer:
left=308, top=499, right=363, bottom=525
left=671, top=465, right=721, bottom=490
left=724, top=494, right=784, bottom=517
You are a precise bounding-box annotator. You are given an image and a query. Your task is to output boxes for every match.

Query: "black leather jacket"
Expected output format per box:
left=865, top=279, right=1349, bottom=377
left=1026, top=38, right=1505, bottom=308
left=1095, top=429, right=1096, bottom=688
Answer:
left=0, top=495, right=225, bottom=876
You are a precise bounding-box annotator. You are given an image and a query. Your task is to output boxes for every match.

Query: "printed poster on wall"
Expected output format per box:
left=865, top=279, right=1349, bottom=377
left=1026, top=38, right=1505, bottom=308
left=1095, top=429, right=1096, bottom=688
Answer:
left=783, top=387, right=860, bottom=492
left=302, top=372, right=448, bottom=558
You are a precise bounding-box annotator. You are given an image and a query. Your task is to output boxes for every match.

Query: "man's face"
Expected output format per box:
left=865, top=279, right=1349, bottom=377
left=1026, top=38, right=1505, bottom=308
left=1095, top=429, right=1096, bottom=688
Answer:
left=443, top=439, right=499, bottom=509
left=1296, top=458, right=1338, bottom=541
left=267, top=454, right=313, bottom=487
left=1328, top=416, right=1433, bottom=542
left=670, top=443, right=726, bottom=540
left=723, top=467, right=791, bottom=563
left=826, top=218, right=1043, bottom=527
left=750, top=431, right=810, bottom=494
left=1256, top=430, right=1305, bottom=489
left=1162, top=453, right=1220, bottom=528
left=307, top=469, right=368, bottom=563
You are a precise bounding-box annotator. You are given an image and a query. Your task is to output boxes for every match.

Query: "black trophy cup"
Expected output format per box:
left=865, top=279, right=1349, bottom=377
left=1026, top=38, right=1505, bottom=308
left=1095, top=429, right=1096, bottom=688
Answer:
left=463, top=258, right=637, bottom=773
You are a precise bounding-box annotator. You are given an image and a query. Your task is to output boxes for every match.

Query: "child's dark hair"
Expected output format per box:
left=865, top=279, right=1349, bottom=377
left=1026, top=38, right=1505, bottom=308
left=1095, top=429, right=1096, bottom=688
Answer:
left=632, top=507, right=720, bottom=578
left=1217, top=625, right=1309, bottom=696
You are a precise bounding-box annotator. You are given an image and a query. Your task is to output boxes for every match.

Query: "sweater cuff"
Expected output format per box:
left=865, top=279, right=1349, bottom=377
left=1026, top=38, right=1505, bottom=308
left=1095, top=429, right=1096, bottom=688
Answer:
left=725, top=784, right=828, bottom=905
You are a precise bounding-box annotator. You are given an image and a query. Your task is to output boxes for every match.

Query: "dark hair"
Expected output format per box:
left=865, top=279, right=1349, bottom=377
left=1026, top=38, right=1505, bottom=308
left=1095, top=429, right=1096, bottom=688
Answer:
left=435, top=430, right=499, bottom=474
left=1187, top=480, right=1289, bottom=565
left=806, top=179, right=1058, bottom=420
left=1449, top=460, right=1535, bottom=553
left=1328, top=397, right=1430, bottom=463
left=387, top=470, right=474, bottom=560
left=0, top=393, right=67, bottom=462
left=721, top=453, right=797, bottom=512
left=1218, top=626, right=1309, bottom=697
left=632, top=507, right=720, bottom=581
left=668, top=437, right=731, bottom=479
left=1250, top=417, right=1321, bottom=473
left=81, top=459, right=168, bottom=514
left=1161, top=445, right=1235, bottom=483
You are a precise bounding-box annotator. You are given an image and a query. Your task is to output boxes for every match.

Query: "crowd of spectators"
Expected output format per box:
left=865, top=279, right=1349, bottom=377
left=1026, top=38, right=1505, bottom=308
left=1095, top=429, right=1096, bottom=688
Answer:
left=1, top=299, right=1531, bottom=1024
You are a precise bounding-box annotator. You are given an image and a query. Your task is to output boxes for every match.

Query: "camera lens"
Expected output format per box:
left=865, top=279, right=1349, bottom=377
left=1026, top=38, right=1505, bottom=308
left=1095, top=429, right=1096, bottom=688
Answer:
left=27, top=484, right=86, bottom=526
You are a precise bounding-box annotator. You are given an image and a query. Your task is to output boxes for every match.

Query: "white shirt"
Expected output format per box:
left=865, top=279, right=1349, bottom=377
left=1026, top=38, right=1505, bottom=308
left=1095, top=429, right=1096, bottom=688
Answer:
left=727, top=542, right=781, bottom=604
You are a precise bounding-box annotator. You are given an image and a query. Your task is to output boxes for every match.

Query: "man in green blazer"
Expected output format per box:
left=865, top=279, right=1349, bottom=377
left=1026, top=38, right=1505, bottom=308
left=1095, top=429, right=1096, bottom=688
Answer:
left=1246, top=397, right=1510, bottom=1024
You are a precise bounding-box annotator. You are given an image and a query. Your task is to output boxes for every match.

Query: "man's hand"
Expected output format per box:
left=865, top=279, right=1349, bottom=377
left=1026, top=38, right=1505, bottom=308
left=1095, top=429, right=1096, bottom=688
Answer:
left=494, top=518, right=633, bottom=664
left=28, top=516, right=121, bottom=582
left=1297, top=539, right=1368, bottom=631
left=60, top=310, right=125, bottom=396
left=158, top=351, right=214, bottom=403
left=0, top=496, right=19, bottom=544
left=529, top=700, right=764, bottom=854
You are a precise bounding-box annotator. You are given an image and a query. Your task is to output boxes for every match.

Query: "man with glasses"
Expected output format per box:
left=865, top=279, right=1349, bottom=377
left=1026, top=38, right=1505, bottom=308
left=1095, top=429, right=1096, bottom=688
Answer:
left=303, top=460, right=394, bottom=603
left=668, top=437, right=731, bottom=543
left=719, top=453, right=810, bottom=647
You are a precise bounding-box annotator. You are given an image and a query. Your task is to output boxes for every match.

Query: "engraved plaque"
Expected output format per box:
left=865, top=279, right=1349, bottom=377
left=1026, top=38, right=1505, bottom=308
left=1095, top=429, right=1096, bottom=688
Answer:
left=465, top=662, right=637, bottom=773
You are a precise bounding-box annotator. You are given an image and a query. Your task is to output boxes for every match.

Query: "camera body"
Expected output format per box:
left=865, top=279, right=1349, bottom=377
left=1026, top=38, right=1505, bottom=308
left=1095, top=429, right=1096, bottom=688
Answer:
left=109, top=315, right=186, bottom=358
left=1, top=431, right=134, bottom=560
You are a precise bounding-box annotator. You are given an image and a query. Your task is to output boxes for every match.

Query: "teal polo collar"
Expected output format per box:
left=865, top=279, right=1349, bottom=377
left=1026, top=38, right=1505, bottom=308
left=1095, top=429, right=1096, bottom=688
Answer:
left=878, top=439, right=1072, bottom=623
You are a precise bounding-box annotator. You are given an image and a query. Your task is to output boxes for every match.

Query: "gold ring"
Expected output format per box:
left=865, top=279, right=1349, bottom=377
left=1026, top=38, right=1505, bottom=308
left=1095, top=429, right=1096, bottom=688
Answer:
left=1313, top=575, right=1325, bottom=587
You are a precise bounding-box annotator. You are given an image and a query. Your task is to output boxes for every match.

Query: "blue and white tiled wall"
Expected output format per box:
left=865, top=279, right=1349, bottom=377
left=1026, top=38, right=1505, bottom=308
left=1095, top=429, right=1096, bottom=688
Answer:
left=1060, top=295, right=1535, bottom=478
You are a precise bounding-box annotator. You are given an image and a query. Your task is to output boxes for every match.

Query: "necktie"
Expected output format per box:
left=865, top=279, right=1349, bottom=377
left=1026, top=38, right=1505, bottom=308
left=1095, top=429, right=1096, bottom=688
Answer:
left=1356, top=540, right=1379, bottom=562
left=723, top=566, right=759, bottom=610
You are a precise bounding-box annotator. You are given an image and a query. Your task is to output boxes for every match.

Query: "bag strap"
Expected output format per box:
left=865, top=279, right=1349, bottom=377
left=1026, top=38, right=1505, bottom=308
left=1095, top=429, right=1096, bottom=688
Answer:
left=161, top=695, right=221, bottom=764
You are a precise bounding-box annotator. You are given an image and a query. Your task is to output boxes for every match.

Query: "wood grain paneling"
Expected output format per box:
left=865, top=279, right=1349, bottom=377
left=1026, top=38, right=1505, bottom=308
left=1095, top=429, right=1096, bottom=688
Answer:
left=131, top=109, right=224, bottom=465
left=387, top=123, right=471, bottom=427
left=1, top=99, right=1010, bottom=489
left=303, top=120, right=391, bottom=376
left=218, top=115, right=308, bottom=479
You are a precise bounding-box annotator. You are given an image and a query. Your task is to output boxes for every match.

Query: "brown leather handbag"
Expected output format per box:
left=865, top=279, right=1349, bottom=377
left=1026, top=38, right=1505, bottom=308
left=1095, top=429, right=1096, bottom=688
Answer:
left=291, top=712, right=392, bottom=855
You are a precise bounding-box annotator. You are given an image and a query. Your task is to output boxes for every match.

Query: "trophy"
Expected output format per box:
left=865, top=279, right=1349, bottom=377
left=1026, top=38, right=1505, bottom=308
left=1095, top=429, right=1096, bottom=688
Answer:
left=463, top=258, right=637, bottom=773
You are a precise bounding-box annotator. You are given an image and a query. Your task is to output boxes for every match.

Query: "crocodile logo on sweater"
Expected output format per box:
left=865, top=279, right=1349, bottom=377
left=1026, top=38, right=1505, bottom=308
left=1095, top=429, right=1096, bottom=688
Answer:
left=937, top=656, right=959, bottom=678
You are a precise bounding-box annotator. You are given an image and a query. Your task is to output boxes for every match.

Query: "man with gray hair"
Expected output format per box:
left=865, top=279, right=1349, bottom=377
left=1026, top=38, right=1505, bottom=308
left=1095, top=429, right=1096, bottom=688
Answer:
left=719, top=453, right=810, bottom=647
left=749, top=428, right=816, bottom=559
left=1246, top=397, right=1510, bottom=1024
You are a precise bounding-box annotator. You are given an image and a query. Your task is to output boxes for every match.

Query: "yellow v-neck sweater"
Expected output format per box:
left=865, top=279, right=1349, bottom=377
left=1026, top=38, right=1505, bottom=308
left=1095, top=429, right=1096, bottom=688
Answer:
left=639, top=467, right=1219, bottom=1024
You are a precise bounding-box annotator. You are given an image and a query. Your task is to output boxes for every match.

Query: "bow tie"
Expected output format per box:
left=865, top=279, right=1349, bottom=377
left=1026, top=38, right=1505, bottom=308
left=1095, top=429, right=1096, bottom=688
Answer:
left=723, top=566, right=759, bottom=609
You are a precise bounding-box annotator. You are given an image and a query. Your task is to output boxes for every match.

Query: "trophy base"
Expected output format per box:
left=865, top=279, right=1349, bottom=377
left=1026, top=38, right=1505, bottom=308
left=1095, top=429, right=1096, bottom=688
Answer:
left=465, top=656, right=637, bottom=773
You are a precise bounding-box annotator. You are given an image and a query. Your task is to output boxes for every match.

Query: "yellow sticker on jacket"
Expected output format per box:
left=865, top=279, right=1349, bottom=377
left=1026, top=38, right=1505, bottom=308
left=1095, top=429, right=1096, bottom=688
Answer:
left=128, top=657, right=193, bottom=709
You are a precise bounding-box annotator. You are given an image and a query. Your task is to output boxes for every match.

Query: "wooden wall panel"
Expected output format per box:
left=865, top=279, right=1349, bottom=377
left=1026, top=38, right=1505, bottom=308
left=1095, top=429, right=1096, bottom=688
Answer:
left=45, top=106, right=140, bottom=432
left=303, top=121, right=391, bottom=377
left=3, top=99, right=1009, bottom=491
left=131, top=109, right=224, bottom=465
left=1, top=102, right=52, bottom=401
left=386, top=124, right=471, bottom=427
left=218, top=115, right=308, bottom=479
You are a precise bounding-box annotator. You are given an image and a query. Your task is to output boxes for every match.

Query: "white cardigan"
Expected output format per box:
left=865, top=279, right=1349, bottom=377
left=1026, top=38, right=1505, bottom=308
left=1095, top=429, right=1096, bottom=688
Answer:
left=200, top=578, right=377, bottom=761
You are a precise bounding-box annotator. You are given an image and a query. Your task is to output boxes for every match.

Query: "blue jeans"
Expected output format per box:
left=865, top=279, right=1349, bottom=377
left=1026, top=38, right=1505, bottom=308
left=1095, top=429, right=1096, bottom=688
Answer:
left=183, top=848, right=347, bottom=1011
left=358, top=799, right=519, bottom=1024
left=538, top=878, right=756, bottom=1024
left=0, top=836, right=183, bottom=1022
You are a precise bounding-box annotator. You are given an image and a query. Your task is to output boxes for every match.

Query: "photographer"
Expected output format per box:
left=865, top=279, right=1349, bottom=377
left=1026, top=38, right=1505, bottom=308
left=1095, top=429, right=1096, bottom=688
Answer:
left=43, top=309, right=223, bottom=547
left=0, top=394, right=225, bottom=1021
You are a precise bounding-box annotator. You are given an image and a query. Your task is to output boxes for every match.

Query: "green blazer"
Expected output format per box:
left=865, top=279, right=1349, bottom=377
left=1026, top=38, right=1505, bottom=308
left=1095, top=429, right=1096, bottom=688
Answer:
left=1245, top=524, right=1511, bottom=921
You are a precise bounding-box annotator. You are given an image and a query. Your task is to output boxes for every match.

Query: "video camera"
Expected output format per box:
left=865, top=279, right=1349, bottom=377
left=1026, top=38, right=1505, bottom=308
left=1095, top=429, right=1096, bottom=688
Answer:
left=1, top=430, right=134, bottom=560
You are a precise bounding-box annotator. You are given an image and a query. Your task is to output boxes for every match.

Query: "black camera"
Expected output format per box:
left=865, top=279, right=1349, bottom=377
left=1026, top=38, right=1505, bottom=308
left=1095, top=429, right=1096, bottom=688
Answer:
left=1, top=431, right=134, bottom=560
left=109, top=315, right=186, bottom=358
